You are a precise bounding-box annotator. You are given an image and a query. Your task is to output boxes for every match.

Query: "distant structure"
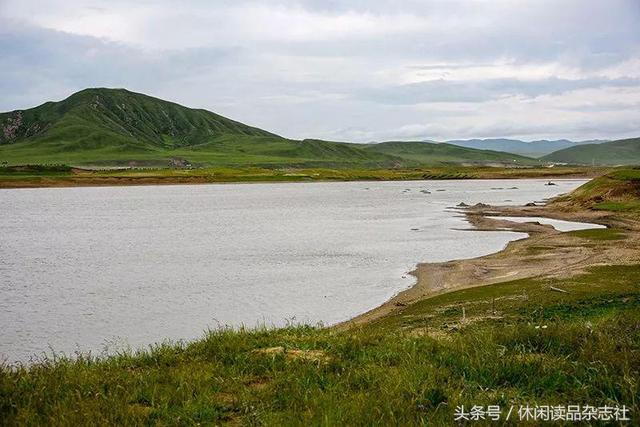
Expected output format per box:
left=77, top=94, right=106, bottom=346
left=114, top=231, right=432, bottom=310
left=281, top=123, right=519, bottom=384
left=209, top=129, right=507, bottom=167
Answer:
left=169, top=158, right=192, bottom=169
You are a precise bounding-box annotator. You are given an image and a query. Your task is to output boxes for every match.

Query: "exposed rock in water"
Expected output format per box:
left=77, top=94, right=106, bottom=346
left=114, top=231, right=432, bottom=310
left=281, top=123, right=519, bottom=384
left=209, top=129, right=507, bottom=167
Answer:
left=545, top=181, right=557, bottom=186
left=457, top=202, right=469, bottom=207
left=525, top=202, right=537, bottom=207
left=473, top=203, right=490, bottom=208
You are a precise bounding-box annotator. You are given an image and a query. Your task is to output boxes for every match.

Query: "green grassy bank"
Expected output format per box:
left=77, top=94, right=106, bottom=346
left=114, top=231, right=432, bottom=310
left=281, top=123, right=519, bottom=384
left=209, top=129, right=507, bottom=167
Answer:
left=553, top=167, right=640, bottom=215
left=0, top=165, right=602, bottom=189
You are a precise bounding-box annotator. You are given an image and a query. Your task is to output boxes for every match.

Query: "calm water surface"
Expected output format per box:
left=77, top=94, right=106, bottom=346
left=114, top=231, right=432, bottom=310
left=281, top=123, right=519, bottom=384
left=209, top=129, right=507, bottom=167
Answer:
left=1, top=179, right=589, bottom=362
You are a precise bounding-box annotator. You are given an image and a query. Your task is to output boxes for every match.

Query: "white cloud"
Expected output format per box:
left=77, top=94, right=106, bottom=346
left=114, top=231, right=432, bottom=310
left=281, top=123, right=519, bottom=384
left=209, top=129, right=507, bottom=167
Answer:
left=1, top=1, right=433, bottom=49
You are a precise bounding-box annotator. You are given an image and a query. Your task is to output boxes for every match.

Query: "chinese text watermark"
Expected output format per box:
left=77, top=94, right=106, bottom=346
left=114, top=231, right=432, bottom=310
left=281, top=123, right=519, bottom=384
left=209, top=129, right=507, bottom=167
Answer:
left=453, top=404, right=631, bottom=422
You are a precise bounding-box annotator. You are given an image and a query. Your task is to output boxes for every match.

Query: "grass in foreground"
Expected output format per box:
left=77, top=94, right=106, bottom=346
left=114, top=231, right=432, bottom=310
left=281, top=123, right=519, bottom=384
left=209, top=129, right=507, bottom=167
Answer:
left=2, top=265, right=638, bottom=425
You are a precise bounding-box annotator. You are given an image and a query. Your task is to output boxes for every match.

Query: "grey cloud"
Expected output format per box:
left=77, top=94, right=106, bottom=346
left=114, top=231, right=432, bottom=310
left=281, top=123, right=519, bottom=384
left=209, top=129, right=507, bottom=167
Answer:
left=0, top=0, right=639, bottom=141
left=359, top=77, right=640, bottom=105
left=360, top=117, right=640, bottom=143
left=457, top=119, right=640, bottom=140
left=0, top=20, right=241, bottom=110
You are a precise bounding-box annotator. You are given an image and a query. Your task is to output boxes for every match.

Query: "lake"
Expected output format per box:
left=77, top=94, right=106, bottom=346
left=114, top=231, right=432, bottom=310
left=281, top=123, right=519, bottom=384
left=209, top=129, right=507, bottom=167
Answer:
left=1, top=179, right=589, bottom=362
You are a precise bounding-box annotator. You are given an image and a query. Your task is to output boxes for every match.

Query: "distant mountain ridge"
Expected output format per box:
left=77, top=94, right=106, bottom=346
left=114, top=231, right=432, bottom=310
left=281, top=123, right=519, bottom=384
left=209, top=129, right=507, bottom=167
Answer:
left=0, top=88, right=540, bottom=168
left=541, top=138, right=640, bottom=165
left=441, top=138, right=609, bottom=157
left=364, top=140, right=535, bottom=165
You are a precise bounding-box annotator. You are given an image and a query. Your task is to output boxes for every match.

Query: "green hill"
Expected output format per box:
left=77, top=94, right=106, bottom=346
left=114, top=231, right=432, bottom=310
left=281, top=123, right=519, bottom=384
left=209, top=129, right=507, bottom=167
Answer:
left=1, top=88, right=537, bottom=168
left=0, top=88, right=403, bottom=168
left=363, top=141, right=537, bottom=166
left=0, top=88, right=276, bottom=146
left=542, top=137, right=640, bottom=165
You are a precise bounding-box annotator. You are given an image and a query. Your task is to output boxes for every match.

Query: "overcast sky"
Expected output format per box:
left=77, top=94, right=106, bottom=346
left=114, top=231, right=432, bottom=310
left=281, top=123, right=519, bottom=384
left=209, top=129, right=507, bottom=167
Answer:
left=1, top=0, right=639, bottom=142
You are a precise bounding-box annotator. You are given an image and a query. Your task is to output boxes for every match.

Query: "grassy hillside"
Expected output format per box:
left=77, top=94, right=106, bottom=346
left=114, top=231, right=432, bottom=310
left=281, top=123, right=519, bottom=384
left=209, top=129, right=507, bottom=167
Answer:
left=0, top=88, right=401, bottom=168
left=1, top=88, right=541, bottom=168
left=0, top=134, right=409, bottom=169
left=364, top=141, right=537, bottom=166
left=0, top=88, right=276, bottom=147
left=553, top=167, right=640, bottom=213
left=542, top=137, right=640, bottom=165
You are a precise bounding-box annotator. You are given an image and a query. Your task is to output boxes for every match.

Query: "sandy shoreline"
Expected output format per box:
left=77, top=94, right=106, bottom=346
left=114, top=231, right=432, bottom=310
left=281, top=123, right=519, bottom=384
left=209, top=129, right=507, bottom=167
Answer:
left=340, top=199, right=640, bottom=329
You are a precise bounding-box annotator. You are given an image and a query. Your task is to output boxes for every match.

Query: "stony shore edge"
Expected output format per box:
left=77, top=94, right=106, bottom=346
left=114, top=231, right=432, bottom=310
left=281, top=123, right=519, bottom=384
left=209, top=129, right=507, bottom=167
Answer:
left=341, top=198, right=640, bottom=329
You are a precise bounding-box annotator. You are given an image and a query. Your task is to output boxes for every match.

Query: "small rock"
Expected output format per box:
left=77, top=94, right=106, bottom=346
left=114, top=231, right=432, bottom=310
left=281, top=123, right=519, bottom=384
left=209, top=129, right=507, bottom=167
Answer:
left=457, top=202, right=469, bottom=207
